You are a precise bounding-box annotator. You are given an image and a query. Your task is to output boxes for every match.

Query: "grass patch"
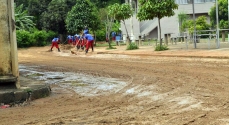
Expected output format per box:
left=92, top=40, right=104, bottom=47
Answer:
left=126, top=43, right=139, bottom=50
left=154, top=45, right=169, bottom=51
left=23, top=88, right=33, bottom=93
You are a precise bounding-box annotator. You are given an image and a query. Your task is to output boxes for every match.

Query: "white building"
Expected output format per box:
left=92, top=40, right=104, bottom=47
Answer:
left=121, top=0, right=216, bottom=41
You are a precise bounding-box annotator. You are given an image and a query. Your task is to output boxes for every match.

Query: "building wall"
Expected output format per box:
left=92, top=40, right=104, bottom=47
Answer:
left=121, top=1, right=215, bottom=40
left=121, top=14, right=141, bottom=41
left=0, top=0, right=11, bottom=75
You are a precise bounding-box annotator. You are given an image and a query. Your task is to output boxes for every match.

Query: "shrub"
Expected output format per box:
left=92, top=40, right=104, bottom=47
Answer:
left=32, top=30, right=49, bottom=46
left=16, top=30, right=34, bottom=48
left=126, top=43, right=139, bottom=50
left=46, top=31, right=57, bottom=42
left=95, top=29, right=106, bottom=41
left=154, top=45, right=169, bottom=51
left=16, top=29, right=57, bottom=48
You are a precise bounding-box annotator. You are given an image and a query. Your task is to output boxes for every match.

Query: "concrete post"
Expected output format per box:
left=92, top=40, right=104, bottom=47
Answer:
left=168, top=34, right=171, bottom=45
left=164, top=34, right=168, bottom=46
left=0, top=0, right=19, bottom=88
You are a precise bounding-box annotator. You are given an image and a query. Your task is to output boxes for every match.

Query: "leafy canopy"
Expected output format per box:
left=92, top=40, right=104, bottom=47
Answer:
left=137, top=0, right=178, bottom=48
left=108, top=3, right=133, bottom=21
left=41, top=0, right=76, bottom=34
left=15, top=4, right=35, bottom=30
left=65, top=0, right=99, bottom=33
left=137, top=0, right=178, bottom=20
left=182, top=16, right=210, bottom=34
left=209, top=0, right=228, bottom=28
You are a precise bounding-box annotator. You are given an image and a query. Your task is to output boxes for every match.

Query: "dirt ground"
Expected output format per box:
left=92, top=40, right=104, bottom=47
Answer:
left=1, top=43, right=229, bottom=125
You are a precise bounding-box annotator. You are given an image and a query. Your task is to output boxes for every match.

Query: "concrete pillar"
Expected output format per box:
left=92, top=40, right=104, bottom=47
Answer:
left=0, top=0, right=19, bottom=88
left=168, top=34, right=171, bottom=44
left=164, top=34, right=168, bottom=45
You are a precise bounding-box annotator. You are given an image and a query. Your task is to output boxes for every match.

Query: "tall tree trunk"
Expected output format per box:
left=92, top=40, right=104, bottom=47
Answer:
left=59, top=34, right=64, bottom=44
left=158, top=18, right=162, bottom=47
left=222, top=31, right=225, bottom=42
left=93, top=30, right=96, bottom=46
left=122, top=20, right=130, bottom=45
left=106, top=15, right=112, bottom=48
left=106, top=16, right=113, bottom=48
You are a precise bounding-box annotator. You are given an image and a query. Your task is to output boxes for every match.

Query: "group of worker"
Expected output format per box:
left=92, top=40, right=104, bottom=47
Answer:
left=50, top=27, right=94, bottom=54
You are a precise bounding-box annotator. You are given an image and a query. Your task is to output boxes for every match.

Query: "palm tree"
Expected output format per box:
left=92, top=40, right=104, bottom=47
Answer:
left=15, top=4, right=35, bottom=30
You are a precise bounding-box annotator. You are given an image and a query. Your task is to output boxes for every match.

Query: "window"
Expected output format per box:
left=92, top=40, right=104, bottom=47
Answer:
left=175, top=0, right=188, bottom=4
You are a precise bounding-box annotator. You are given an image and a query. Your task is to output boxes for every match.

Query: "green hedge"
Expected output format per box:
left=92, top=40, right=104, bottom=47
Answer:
left=95, top=29, right=106, bottom=41
left=16, top=29, right=56, bottom=48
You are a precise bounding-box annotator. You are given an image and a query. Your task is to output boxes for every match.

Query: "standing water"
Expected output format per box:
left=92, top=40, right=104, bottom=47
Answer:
left=19, top=65, right=127, bottom=96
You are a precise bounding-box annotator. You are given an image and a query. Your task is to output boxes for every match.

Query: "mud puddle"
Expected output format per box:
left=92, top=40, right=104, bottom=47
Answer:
left=19, top=65, right=127, bottom=96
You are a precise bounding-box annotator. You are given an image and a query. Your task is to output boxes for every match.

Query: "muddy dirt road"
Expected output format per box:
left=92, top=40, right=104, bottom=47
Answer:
left=1, top=44, right=229, bottom=125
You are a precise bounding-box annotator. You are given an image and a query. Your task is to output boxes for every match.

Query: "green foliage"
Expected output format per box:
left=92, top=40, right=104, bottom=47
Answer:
left=178, top=12, right=189, bottom=32
left=16, top=29, right=56, bottom=48
left=182, top=16, right=210, bottom=36
left=15, top=4, right=35, bottom=30
left=91, top=0, right=121, bottom=8
left=66, top=0, right=99, bottom=33
left=90, top=9, right=102, bottom=34
left=16, top=30, right=34, bottom=48
left=108, top=3, right=133, bottom=43
left=209, top=0, right=228, bottom=29
left=108, top=3, right=133, bottom=21
left=40, top=0, right=75, bottom=34
left=96, top=28, right=106, bottom=41
left=154, top=45, right=169, bottom=51
left=137, top=0, right=178, bottom=46
left=31, top=30, right=55, bottom=46
left=15, top=0, right=29, bottom=9
left=28, top=0, right=52, bottom=29
left=126, top=43, right=139, bottom=50
left=137, top=0, right=178, bottom=20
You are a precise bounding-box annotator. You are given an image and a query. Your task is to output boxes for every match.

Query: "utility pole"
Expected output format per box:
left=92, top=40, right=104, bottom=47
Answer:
left=192, top=0, right=197, bottom=48
left=216, top=0, right=220, bottom=48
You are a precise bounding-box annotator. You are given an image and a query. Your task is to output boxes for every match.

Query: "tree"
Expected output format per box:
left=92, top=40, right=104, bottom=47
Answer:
left=108, top=3, right=133, bottom=44
left=15, top=0, right=29, bottom=9
left=15, top=4, right=35, bottom=30
left=181, top=16, right=210, bottom=38
left=65, top=0, right=100, bottom=34
left=178, top=11, right=189, bottom=35
left=40, top=0, right=76, bottom=41
left=88, top=9, right=101, bottom=46
left=90, top=0, right=122, bottom=8
left=137, top=0, right=178, bottom=47
left=27, top=0, right=52, bottom=30
left=209, top=0, right=228, bottom=42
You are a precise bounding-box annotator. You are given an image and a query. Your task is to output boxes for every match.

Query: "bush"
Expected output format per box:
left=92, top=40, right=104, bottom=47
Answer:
left=95, top=29, right=106, bottom=41
left=154, top=45, right=169, bottom=51
left=32, top=30, right=49, bottom=46
left=16, top=29, right=57, bottom=48
left=126, top=43, right=139, bottom=50
left=16, top=30, right=34, bottom=48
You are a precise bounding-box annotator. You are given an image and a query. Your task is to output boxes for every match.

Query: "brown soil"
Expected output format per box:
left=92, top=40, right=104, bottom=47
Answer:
left=1, top=43, right=229, bottom=125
